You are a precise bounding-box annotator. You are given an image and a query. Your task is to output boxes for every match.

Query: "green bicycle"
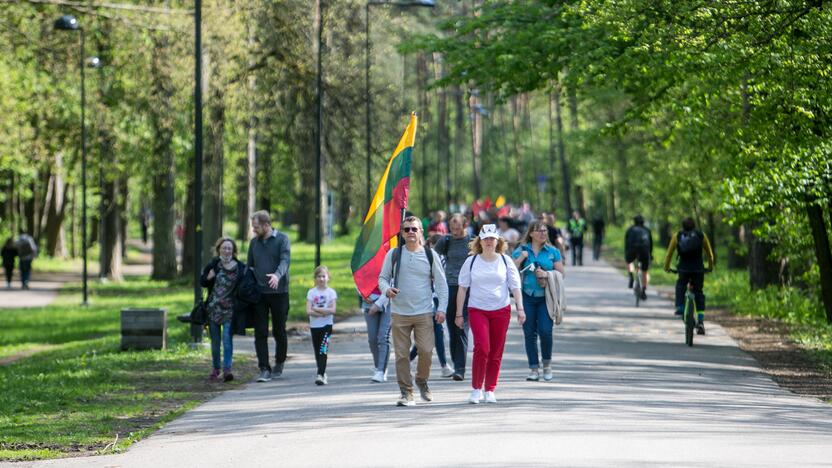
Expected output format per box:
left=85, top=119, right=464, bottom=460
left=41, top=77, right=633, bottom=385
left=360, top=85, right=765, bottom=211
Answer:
left=669, top=269, right=708, bottom=346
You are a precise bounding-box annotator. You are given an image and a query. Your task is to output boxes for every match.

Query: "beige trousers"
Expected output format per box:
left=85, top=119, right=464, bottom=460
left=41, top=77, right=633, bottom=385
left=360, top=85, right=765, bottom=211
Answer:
left=391, top=313, right=435, bottom=395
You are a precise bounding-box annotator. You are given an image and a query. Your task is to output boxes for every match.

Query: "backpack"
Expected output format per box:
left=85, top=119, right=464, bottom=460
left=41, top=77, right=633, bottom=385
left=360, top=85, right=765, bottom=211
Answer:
left=629, top=226, right=651, bottom=249
left=677, top=230, right=703, bottom=259
left=17, top=236, right=35, bottom=258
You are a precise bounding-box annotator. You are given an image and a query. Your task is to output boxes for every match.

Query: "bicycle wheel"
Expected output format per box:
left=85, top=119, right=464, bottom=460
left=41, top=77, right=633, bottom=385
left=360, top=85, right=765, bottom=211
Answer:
left=633, top=267, right=641, bottom=307
left=684, top=295, right=695, bottom=346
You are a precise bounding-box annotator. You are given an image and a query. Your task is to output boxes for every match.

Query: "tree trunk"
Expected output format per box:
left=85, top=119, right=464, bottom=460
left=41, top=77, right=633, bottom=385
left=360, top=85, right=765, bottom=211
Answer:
left=511, top=95, right=524, bottom=201
left=203, top=84, right=225, bottom=261
left=806, top=201, right=832, bottom=323
left=43, top=154, right=67, bottom=257
left=747, top=221, right=780, bottom=290
left=727, top=224, right=747, bottom=269
left=453, top=85, right=465, bottom=204
left=149, top=33, right=178, bottom=280
left=469, top=90, right=483, bottom=200
left=433, top=53, right=450, bottom=213
left=416, top=54, right=429, bottom=214
left=102, top=176, right=123, bottom=281
left=553, top=85, right=572, bottom=219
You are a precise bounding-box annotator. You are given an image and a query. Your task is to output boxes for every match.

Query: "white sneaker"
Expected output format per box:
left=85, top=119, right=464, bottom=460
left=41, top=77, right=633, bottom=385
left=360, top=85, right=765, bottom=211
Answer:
left=543, top=366, right=553, bottom=381
left=441, top=364, right=455, bottom=378
left=526, top=369, right=540, bottom=382
left=371, top=370, right=384, bottom=383
left=484, top=391, right=497, bottom=403
left=382, top=369, right=388, bottom=381
left=468, top=389, right=483, bottom=404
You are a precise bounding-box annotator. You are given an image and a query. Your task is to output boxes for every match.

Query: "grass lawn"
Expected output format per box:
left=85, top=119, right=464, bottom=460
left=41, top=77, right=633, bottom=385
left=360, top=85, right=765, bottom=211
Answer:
left=602, top=224, right=832, bottom=370
left=0, top=228, right=362, bottom=460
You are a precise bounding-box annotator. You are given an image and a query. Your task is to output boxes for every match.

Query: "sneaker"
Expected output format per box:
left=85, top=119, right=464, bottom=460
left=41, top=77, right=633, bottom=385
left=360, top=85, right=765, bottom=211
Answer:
left=441, top=364, right=455, bottom=378
left=641, top=290, right=647, bottom=300
left=371, top=370, right=385, bottom=383
left=382, top=369, right=388, bottom=382
left=208, top=368, right=220, bottom=382
left=452, top=373, right=464, bottom=382
left=484, top=391, right=497, bottom=403
left=223, top=368, right=234, bottom=382
left=322, top=373, right=328, bottom=385
left=416, top=381, right=433, bottom=402
left=526, top=369, right=540, bottom=382
left=256, top=369, right=272, bottom=382
left=696, top=322, right=706, bottom=335
left=468, top=389, right=483, bottom=404
left=315, top=374, right=325, bottom=385
left=627, top=274, right=634, bottom=289
left=273, top=362, right=284, bottom=378
left=542, top=366, right=553, bottom=381
left=396, top=393, right=415, bottom=407
left=22, top=283, right=29, bottom=290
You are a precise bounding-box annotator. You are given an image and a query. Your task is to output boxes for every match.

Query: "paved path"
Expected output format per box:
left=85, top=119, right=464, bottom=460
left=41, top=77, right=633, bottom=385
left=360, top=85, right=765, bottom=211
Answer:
left=0, top=241, right=153, bottom=309
left=15, top=255, right=832, bottom=467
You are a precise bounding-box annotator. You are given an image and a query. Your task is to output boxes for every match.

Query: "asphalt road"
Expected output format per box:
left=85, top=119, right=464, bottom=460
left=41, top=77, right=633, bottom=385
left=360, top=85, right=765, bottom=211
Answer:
left=16, top=255, right=832, bottom=467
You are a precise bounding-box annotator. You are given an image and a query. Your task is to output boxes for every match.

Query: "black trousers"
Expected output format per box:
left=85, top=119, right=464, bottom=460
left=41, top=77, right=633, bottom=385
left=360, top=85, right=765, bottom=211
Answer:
left=446, top=285, right=469, bottom=376
left=310, top=325, right=332, bottom=375
left=253, top=293, right=289, bottom=371
left=675, top=271, right=705, bottom=312
left=592, top=238, right=603, bottom=260
left=570, top=238, right=584, bottom=266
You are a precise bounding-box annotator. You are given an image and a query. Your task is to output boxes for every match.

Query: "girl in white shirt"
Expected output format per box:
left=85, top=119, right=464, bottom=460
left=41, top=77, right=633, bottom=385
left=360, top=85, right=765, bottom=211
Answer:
left=307, top=266, right=337, bottom=385
left=455, top=224, right=524, bottom=404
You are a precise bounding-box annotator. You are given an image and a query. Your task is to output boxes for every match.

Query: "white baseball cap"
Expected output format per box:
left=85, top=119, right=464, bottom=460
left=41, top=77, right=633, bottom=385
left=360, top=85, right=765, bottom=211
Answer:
left=479, top=224, right=500, bottom=240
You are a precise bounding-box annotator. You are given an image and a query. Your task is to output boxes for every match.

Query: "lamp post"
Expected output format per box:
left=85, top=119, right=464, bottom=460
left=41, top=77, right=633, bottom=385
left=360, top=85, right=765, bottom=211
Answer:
left=54, top=15, right=91, bottom=305
left=364, top=0, right=435, bottom=215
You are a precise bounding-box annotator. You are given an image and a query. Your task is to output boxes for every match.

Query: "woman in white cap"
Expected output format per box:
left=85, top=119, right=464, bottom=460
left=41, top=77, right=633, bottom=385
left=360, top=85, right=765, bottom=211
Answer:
left=455, top=224, right=524, bottom=404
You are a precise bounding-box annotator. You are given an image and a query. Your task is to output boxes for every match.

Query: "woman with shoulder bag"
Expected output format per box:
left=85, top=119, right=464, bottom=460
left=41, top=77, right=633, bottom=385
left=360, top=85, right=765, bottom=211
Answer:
left=512, top=220, right=565, bottom=382
left=200, top=237, right=246, bottom=382
left=456, top=224, right=524, bottom=404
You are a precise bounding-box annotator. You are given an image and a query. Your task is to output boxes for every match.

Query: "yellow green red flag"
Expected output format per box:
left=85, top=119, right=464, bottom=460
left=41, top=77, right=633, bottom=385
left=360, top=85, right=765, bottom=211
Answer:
left=351, top=113, right=418, bottom=300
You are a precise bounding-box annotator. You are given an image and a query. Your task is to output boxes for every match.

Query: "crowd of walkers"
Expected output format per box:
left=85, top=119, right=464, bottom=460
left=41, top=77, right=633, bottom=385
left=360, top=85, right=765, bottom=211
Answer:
left=196, top=205, right=576, bottom=406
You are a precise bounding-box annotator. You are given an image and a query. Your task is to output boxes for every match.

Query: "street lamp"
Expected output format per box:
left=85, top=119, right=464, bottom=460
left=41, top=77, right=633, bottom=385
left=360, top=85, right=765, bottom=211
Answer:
left=364, top=0, right=435, bottom=215
left=55, top=14, right=93, bottom=305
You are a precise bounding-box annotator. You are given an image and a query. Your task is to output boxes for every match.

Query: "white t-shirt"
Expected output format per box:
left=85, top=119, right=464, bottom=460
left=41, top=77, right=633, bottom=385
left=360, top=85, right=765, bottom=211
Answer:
left=306, top=286, right=337, bottom=328
left=457, top=254, right=522, bottom=311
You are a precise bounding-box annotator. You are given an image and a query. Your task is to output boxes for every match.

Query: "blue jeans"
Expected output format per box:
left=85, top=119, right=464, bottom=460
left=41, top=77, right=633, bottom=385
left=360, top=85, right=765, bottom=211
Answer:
left=521, top=294, right=553, bottom=369
left=209, top=319, right=233, bottom=370
left=363, top=305, right=392, bottom=373
left=410, top=316, right=447, bottom=367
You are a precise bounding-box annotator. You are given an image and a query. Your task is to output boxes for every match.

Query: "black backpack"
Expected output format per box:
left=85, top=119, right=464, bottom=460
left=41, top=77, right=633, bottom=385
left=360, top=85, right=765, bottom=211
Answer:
left=629, top=226, right=650, bottom=248
left=677, top=230, right=703, bottom=259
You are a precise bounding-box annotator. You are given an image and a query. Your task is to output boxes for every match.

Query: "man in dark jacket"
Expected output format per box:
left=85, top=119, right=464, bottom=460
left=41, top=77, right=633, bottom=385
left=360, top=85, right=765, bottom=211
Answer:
left=664, top=217, right=714, bottom=334
left=625, top=215, right=653, bottom=298
left=247, top=210, right=291, bottom=382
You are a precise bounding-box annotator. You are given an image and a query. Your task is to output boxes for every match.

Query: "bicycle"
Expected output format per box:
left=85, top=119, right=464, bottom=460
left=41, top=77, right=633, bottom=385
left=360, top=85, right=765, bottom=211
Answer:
left=633, top=261, right=643, bottom=307
left=669, top=268, right=709, bottom=346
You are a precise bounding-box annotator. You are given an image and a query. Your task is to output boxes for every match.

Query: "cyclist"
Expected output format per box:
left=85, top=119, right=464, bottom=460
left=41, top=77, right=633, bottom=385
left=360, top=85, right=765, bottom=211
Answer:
left=663, top=217, right=715, bottom=335
left=624, top=215, right=653, bottom=299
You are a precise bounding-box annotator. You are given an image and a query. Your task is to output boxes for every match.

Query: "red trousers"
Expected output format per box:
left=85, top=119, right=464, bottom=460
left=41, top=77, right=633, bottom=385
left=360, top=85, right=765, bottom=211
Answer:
left=468, top=305, right=511, bottom=392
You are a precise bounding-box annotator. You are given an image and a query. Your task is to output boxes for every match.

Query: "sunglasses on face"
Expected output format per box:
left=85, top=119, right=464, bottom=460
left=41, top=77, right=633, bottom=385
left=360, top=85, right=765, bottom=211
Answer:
left=535, top=228, right=548, bottom=233
left=402, top=227, right=419, bottom=233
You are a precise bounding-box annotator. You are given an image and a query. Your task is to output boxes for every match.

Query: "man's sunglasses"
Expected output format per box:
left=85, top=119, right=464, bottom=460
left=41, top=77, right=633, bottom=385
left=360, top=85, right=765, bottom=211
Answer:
left=402, top=227, right=419, bottom=233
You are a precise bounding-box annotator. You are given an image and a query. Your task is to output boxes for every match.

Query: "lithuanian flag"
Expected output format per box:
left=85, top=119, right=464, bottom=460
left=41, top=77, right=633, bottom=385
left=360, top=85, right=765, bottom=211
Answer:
left=351, top=113, right=418, bottom=300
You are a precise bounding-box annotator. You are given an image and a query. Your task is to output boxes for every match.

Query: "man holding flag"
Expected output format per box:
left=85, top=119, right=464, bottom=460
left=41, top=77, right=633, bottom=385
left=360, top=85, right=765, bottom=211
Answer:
left=351, top=114, right=448, bottom=406
left=379, top=216, right=448, bottom=407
